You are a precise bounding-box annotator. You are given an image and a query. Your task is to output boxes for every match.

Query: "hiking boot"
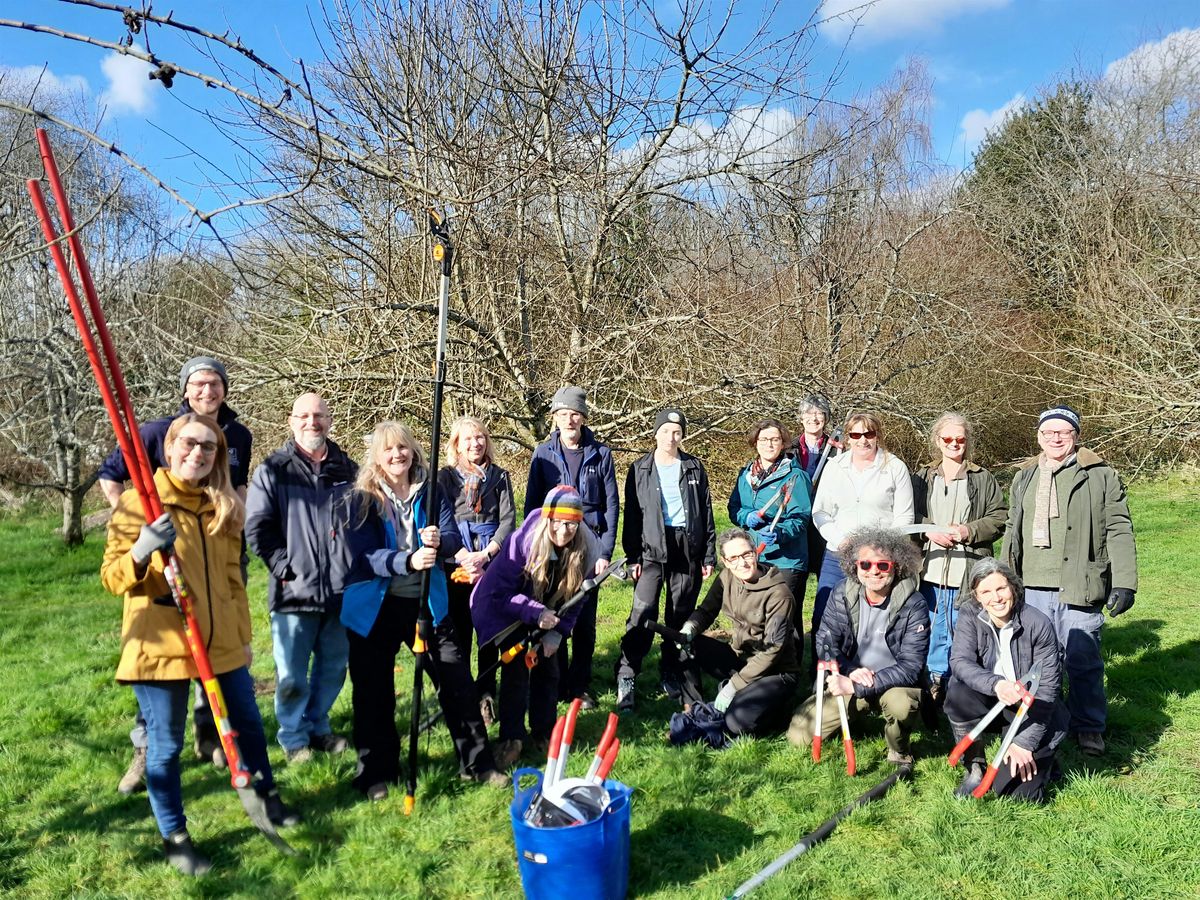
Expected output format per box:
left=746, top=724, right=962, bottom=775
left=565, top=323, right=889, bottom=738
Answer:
left=494, top=739, right=523, bottom=770
left=479, top=694, right=497, bottom=728
left=285, top=745, right=314, bottom=765
left=576, top=692, right=597, bottom=711
left=660, top=675, right=682, bottom=702
left=1077, top=732, right=1105, bottom=756
left=955, top=761, right=986, bottom=798
left=616, top=676, right=636, bottom=712
left=310, top=733, right=349, bottom=755
left=117, top=747, right=146, bottom=795
left=887, top=749, right=914, bottom=766
left=162, top=830, right=212, bottom=876
left=366, top=782, right=389, bottom=802
left=262, top=789, right=303, bottom=828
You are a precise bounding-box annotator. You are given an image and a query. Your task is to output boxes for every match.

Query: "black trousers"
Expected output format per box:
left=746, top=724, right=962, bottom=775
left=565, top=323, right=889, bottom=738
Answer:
left=616, top=527, right=702, bottom=682
left=347, top=594, right=495, bottom=792
left=945, top=679, right=1058, bottom=802
left=681, top=636, right=799, bottom=737
left=447, top=573, right=500, bottom=699
left=558, top=588, right=597, bottom=700
left=498, top=643, right=561, bottom=743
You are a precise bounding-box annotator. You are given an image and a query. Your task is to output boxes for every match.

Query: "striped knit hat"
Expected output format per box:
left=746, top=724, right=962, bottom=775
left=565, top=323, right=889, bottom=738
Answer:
left=541, top=484, right=584, bottom=522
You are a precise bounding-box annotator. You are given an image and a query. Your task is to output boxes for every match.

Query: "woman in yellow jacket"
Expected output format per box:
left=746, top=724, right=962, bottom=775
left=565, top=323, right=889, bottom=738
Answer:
left=102, top=413, right=300, bottom=876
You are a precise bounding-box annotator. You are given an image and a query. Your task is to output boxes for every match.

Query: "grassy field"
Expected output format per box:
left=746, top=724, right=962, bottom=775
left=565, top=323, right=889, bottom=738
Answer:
left=1, top=476, right=1198, bottom=898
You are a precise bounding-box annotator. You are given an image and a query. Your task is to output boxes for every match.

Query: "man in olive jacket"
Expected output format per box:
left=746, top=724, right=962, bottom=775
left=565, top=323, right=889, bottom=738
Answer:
left=1001, top=404, right=1137, bottom=757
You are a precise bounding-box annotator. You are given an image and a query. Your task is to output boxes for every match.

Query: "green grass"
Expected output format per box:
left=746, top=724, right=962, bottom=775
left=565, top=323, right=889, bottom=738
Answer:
left=1, top=477, right=1198, bottom=898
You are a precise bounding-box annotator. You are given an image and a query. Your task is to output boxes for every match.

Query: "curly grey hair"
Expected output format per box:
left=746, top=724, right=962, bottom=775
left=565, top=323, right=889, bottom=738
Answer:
left=838, top=527, right=922, bottom=581
left=966, top=558, right=1025, bottom=607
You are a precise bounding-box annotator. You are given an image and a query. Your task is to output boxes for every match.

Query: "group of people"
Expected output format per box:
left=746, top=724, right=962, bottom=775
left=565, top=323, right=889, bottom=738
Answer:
left=99, top=361, right=1139, bottom=875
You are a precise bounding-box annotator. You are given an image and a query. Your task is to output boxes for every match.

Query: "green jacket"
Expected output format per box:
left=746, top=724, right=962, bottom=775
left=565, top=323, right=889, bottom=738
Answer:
left=913, top=461, right=1007, bottom=602
left=1001, top=448, right=1137, bottom=607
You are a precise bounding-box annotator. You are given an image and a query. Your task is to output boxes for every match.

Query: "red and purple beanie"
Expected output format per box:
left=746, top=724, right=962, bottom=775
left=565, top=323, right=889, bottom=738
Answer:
left=541, top=484, right=584, bottom=522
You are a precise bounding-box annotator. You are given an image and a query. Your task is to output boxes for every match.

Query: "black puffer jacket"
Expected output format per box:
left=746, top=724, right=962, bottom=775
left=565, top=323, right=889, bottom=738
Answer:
left=245, top=438, right=358, bottom=613
left=814, top=576, right=928, bottom=699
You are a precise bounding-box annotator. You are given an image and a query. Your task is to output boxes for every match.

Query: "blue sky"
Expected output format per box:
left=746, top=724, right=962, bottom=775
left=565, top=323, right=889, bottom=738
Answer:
left=2, top=0, right=1198, bottom=212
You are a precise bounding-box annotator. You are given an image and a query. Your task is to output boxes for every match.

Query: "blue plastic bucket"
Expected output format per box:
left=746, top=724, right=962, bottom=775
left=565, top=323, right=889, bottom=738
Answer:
left=510, top=767, right=633, bottom=900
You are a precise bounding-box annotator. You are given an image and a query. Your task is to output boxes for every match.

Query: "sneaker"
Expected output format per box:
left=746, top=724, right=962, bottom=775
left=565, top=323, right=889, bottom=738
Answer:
left=576, top=692, right=598, bottom=711
left=262, top=789, right=303, bottom=828
left=162, top=830, right=212, bottom=876
left=366, top=782, right=389, bottom=802
left=479, top=694, right=497, bottom=728
left=955, top=761, right=986, bottom=798
left=117, top=747, right=146, bottom=795
left=616, top=676, right=636, bottom=712
left=494, top=739, right=523, bottom=770
left=1077, top=731, right=1105, bottom=756
left=310, top=733, right=349, bottom=755
left=285, top=745, right=314, bottom=764
left=660, top=676, right=682, bottom=702
left=887, top=749, right=914, bottom=766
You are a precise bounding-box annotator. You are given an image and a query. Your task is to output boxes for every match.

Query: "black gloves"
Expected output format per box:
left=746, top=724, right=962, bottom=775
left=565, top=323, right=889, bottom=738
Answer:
left=1105, top=588, right=1135, bottom=617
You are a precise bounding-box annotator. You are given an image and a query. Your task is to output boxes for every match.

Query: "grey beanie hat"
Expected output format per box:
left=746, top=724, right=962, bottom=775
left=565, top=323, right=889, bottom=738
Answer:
left=654, top=408, right=687, bottom=437
left=550, top=385, right=588, bottom=417
left=1039, top=404, right=1080, bottom=432
left=179, top=356, right=228, bottom=393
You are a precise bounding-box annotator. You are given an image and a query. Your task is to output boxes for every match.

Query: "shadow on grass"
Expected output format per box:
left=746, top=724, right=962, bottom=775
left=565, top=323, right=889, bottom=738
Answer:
left=629, top=807, right=755, bottom=895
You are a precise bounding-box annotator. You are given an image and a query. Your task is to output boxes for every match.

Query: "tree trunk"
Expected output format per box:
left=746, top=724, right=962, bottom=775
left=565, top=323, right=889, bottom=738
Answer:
left=60, top=487, right=85, bottom=547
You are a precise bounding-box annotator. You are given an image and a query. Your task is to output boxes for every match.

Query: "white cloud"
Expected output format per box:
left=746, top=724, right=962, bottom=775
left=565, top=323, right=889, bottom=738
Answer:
left=958, top=92, right=1024, bottom=154
left=819, top=0, right=1011, bottom=44
left=1104, top=27, right=1200, bottom=88
left=100, top=52, right=154, bottom=115
left=0, top=64, right=90, bottom=100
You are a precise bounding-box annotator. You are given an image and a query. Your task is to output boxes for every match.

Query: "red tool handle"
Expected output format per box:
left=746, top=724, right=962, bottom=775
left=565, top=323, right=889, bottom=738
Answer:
left=557, top=698, right=583, bottom=782
left=972, top=765, right=1000, bottom=798
left=586, top=713, right=619, bottom=780
left=545, top=716, right=566, bottom=787
left=812, top=667, right=826, bottom=763
left=843, top=738, right=856, bottom=777
left=948, top=734, right=973, bottom=767
left=594, top=738, right=620, bottom=783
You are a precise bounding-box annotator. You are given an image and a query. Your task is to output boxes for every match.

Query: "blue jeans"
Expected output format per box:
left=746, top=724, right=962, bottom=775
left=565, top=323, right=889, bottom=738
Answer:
left=132, top=667, right=274, bottom=838
left=270, top=610, right=349, bottom=752
left=1025, top=588, right=1106, bottom=733
left=920, top=581, right=960, bottom=680
left=812, top=550, right=845, bottom=634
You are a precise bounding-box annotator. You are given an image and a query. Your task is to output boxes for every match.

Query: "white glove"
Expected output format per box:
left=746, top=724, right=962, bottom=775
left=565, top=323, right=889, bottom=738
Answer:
left=714, top=681, right=737, bottom=713
left=542, top=631, right=563, bottom=656
left=680, top=621, right=699, bottom=643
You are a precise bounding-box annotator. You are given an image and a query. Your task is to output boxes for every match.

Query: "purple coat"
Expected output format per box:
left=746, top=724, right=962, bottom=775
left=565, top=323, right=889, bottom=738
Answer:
left=469, top=510, right=600, bottom=644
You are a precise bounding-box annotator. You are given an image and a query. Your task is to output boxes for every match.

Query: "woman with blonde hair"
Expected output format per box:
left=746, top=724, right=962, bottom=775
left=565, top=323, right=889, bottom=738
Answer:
left=810, top=411, right=914, bottom=638
left=438, top=416, right=516, bottom=723
left=101, top=414, right=299, bottom=875
left=470, top=485, right=600, bottom=769
left=339, top=421, right=504, bottom=801
left=912, top=412, right=1006, bottom=701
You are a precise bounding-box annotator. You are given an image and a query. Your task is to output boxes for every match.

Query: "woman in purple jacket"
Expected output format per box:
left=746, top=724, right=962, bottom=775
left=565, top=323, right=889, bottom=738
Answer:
left=471, top=485, right=600, bottom=769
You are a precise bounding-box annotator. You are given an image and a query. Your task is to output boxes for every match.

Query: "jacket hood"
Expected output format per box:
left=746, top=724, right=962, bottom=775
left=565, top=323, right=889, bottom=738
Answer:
left=734, top=563, right=791, bottom=595
left=155, top=467, right=213, bottom=516
left=1014, top=446, right=1105, bottom=471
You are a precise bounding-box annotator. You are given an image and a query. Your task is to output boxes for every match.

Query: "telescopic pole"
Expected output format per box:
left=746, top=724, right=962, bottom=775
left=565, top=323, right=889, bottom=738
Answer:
left=405, top=210, right=453, bottom=815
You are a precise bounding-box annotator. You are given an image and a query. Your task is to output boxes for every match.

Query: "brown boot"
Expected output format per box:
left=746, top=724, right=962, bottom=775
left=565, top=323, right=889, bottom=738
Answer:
left=494, top=739, right=523, bottom=770
left=117, top=747, right=146, bottom=795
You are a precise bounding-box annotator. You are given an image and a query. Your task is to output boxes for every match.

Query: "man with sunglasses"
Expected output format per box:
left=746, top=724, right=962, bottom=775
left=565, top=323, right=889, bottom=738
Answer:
left=245, top=393, right=358, bottom=763
left=97, top=357, right=254, bottom=793
left=1001, top=405, right=1137, bottom=757
left=788, top=526, right=928, bottom=766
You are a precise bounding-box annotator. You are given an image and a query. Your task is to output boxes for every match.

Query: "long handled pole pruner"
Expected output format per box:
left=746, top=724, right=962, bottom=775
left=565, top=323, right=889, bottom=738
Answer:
left=26, top=128, right=293, bottom=854
left=405, top=209, right=453, bottom=815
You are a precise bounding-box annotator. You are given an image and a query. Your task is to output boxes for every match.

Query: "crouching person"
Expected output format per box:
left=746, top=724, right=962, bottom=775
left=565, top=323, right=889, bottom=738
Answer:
left=788, top=527, right=928, bottom=766
left=101, top=415, right=299, bottom=876
left=675, top=528, right=801, bottom=739
left=471, top=486, right=601, bottom=769
left=945, top=559, right=1068, bottom=802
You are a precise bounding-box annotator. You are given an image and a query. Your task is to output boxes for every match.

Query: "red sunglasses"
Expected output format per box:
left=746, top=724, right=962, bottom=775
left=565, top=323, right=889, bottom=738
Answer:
left=940, top=436, right=967, bottom=446
left=857, top=559, right=893, bottom=573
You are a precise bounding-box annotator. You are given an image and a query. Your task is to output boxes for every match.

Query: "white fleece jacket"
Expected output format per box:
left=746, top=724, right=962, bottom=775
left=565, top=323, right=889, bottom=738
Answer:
left=812, top=450, right=915, bottom=548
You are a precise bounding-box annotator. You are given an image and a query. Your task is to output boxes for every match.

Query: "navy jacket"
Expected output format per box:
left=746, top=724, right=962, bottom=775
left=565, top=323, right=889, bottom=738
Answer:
left=244, top=438, right=358, bottom=614
left=524, top=426, right=619, bottom=559
left=948, top=600, right=1069, bottom=752
left=814, top=576, right=929, bottom=699
left=622, top=451, right=716, bottom=568
left=98, top=401, right=253, bottom=490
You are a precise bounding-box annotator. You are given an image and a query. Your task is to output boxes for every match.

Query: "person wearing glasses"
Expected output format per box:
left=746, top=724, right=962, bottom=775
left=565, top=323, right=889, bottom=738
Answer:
left=911, top=412, right=1006, bottom=705
left=101, top=414, right=300, bottom=875
left=790, top=394, right=840, bottom=599
left=1000, top=405, right=1137, bottom=757
left=675, top=528, right=801, bottom=738
left=810, top=411, right=914, bottom=640
left=245, top=393, right=358, bottom=763
left=728, top=418, right=813, bottom=639
left=471, top=485, right=602, bottom=769
left=787, top=526, right=928, bottom=766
